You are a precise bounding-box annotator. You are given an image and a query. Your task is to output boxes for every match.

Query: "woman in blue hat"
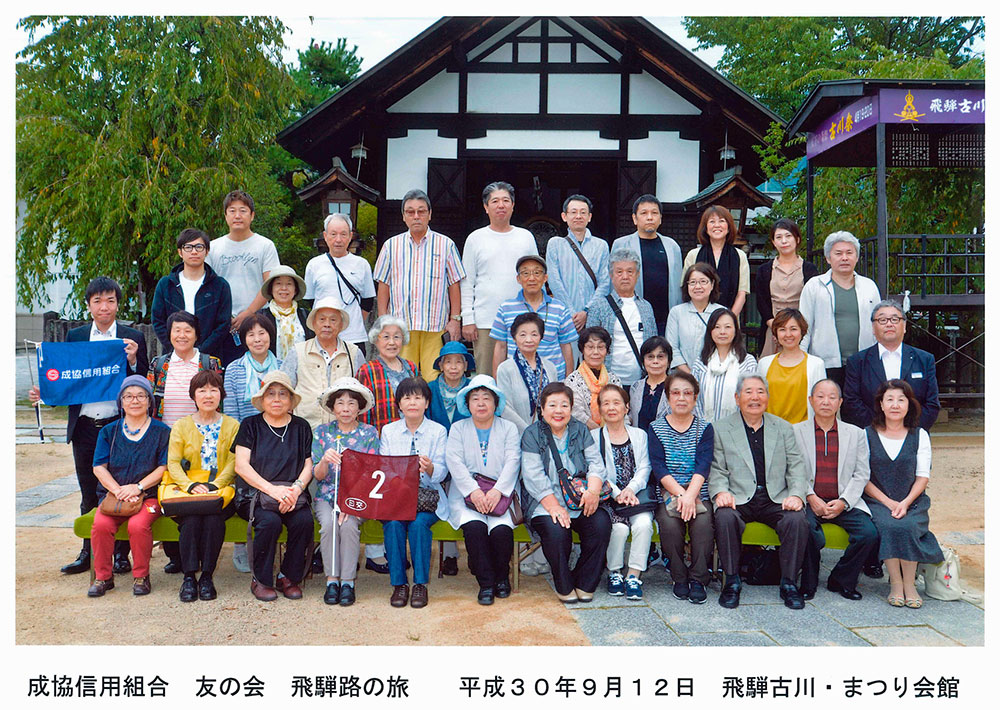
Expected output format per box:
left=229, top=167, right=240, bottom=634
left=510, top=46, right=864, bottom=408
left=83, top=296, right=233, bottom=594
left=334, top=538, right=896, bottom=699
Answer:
left=445, top=375, right=521, bottom=604
left=427, top=340, right=476, bottom=574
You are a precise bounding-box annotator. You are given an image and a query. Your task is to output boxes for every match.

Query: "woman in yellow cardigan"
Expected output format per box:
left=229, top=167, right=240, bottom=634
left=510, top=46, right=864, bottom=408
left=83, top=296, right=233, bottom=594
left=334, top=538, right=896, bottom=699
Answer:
left=162, top=370, right=240, bottom=602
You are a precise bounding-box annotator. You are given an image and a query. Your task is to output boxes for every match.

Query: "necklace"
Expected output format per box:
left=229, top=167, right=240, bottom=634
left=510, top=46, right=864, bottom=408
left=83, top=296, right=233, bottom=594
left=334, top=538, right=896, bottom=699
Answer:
left=122, top=418, right=147, bottom=436
left=266, top=419, right=289, bottom=442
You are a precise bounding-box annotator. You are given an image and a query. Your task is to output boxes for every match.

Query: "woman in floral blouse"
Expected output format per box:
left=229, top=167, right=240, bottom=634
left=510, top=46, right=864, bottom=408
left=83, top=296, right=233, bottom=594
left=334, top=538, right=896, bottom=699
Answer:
left=311, top=377, right=379, bottom=606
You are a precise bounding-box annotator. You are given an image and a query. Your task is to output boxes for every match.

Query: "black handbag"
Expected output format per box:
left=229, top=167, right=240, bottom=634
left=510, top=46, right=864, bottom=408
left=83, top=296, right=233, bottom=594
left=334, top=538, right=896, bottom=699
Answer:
left=597, top=428, right=658, bottom=516
left=416, top=486, right=440, bottom=513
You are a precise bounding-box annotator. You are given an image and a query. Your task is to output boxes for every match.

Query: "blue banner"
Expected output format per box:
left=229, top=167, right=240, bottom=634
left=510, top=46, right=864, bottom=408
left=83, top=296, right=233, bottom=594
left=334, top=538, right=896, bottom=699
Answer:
left=37, top=340, right=129, bottom=406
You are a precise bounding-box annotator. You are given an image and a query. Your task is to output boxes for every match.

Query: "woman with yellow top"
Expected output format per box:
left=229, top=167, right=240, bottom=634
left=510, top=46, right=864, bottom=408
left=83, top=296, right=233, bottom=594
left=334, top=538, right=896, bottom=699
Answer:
left=757, top=308, right=826, bottom=424
left=163, top=369, right=240, bottom=602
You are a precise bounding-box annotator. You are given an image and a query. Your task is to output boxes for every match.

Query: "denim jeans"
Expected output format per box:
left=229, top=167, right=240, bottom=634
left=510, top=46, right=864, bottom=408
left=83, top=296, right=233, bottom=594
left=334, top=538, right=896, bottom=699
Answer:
left=382, top=512, right=438, bottom=586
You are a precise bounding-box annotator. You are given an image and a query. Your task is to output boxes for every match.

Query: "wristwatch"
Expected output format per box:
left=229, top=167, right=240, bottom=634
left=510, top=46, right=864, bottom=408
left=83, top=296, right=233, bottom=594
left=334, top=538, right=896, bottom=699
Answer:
left=136, top=483, right=144, bottom=496
left=451, top=314, right=462, bottom=321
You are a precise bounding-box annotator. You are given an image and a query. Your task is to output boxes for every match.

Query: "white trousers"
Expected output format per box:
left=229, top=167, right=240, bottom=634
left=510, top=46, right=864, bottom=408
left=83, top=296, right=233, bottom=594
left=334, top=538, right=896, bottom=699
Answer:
left=606, top=511, right=654, bottom=573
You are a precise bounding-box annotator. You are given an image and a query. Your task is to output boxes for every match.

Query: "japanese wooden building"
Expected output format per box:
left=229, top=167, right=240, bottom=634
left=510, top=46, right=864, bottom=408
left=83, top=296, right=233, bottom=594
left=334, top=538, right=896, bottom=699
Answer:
left=277, top=16, right=782, bottom=252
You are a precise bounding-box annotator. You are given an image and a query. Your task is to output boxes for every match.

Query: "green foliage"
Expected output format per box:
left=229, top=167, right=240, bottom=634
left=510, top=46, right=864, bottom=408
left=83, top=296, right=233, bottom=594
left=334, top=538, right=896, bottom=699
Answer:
left=289, top=38, right=363, bottom=117
left=356, top=201, right=377, bottom=237
left=16, top=16, right=299, bottom=318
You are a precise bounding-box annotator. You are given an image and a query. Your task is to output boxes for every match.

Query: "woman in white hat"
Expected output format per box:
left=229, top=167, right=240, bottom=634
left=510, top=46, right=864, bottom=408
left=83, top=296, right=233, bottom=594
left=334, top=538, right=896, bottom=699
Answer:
left=257, top=265, right=313, bottom=362
left=279, top=296, right=364, bottom=429
left=232, top=371, right=315, bottom=602
left=311, top=377, right=379, bottom=606
left=445, top=375, right=521, bottom=605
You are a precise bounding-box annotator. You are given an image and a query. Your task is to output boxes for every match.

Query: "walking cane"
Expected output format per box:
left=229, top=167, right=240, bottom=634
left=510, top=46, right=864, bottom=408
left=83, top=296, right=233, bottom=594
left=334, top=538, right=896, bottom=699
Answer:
left=23, top=339, right=44, bottom=442
left=330, top=434, right=343, bottom=578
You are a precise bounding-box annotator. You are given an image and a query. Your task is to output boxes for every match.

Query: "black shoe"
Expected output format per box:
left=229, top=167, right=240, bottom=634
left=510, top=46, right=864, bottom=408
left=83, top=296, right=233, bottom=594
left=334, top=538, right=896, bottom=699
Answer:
left=828, top=578, right=863, bottom=600
left=688, top=581, right=708, bottom=604
left=477, top=587, right=495, bottom=605
left=179, top=576, right=198, bottom=602
left=324, top=582, right=341, bottom=605
left=441, top=556, right=459, bottom=576
left=198, top=575, right=217, bottom=601
left=339, top=585, right=356, bottom=606
left=800, top=587, right=816, bottom=601
left=113, top=555, right=132, bottom=574
left=365, top=558, right=390, bottom=574
left=62, top=550, right=91, bottom=575
left=672, top=580, right=690, bottom=600
left=164, top=559, right=182, bottom=574
left=494, top=580, right=511, bottom=598
left=780, top=583, right=805, bottom=609
left=312, top=547, right=324, bottom=574
left=719, top=582, right=742, bottom=609
left=863, top=562, right=884, bottom=579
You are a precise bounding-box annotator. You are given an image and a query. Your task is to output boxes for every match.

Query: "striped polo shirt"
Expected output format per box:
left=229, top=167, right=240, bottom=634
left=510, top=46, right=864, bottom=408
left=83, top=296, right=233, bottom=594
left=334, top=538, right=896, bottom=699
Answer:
left=489, top=290, right=577, bottom=378
left=161, top=351, right=200, bottom=426
left=373, top=229, right=466, bottom=333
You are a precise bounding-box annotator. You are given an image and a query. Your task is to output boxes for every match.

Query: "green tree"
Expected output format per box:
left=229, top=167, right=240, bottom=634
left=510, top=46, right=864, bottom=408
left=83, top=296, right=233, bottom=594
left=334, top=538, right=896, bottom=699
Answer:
left=16, top=16, right=299, bottom=317
left=289, top=38, right=363, bottom=116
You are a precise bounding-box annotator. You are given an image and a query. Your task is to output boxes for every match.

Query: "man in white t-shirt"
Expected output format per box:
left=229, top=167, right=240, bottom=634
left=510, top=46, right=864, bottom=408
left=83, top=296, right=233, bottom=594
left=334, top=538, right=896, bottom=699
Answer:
left=204, top=190, right=281, bottom=365
left=304, top=213, right=376, bottom=352
left=460, top=181, right=538, bottom=375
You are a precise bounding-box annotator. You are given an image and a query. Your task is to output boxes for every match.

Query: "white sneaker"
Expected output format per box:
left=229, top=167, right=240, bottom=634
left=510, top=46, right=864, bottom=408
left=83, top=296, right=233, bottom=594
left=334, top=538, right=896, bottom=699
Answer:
left=232, top=543, right=250, bottom=573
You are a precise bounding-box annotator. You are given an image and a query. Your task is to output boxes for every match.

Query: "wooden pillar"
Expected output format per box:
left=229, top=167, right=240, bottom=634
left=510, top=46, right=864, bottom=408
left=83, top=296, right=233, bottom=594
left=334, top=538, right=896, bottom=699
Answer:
left=875, top=122, right=889, bottom=295
left=806, top=159, right=815, bottom=256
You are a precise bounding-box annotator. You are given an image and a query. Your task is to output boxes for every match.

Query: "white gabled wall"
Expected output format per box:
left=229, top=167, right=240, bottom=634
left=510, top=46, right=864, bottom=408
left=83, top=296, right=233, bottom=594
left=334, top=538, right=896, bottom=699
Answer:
left=385, top=130, right=458, bottom=199
left=628, top=132, right=700, bottom=201
left=629, top=71, right=701, bottom=115
left=387, top=71, right=459, bottom=113
left=547, top=74, right=620, bottom=114
left=467, top=73, right=540, bottom=113
left=467, top=130, right=619, bottom=151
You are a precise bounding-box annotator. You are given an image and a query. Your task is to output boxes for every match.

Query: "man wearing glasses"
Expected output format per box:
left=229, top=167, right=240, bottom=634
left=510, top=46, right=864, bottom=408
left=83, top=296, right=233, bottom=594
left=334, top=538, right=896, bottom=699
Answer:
left=205, top=190, right=280, bottom=366
left=373, top=189, right=466, bottom=376
left=304, top=213, right=376, bottom=353
left=842, top=299, right=940, bottom=431
left=150, top=228, right=233, bottom=361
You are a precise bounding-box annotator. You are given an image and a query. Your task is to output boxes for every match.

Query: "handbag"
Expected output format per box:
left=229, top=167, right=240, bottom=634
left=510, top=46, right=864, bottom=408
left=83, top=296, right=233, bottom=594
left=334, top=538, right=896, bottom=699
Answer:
left=158, top=459, right=235, bottom=516
left=597, top=428, right=658, bottom=516
left=416, top=486, right=440, bottom=513
left=257, top=483, right=310, bottom=513
left=98, top=493, right=144, bottom=517
left=918, top=546, right=981, bottom=602
left=662, top=496, right=709, bottom=518
left=546, top=427, right=611, bottom=511
left=464, top=474, right=522, bottom=524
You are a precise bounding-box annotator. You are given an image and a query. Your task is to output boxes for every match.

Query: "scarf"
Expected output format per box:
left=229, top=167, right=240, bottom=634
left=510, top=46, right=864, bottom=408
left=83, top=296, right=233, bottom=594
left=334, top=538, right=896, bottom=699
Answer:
left=514, top=349, right=549, bottom=418
left=701, top=349, right=740, bottom=422
left=240, top=350, right=279, bottom=402
left=439, top=376, right=468, bottom=421
left=696, top=243, right=740, bottom=309
left=578, top=361, right=609, bottom=425
left=268, top=301, right=300, bottom=362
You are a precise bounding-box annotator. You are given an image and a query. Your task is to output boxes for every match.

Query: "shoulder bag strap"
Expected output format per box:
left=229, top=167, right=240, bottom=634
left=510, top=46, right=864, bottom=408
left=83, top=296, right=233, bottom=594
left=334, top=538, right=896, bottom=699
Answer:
left=544, top=426, right=565, bottom=472
left=605, top=294, right=644, bottom=372
left=326, top=253, right=362, bottom=303
left=564, top=235, right=598, bottom=289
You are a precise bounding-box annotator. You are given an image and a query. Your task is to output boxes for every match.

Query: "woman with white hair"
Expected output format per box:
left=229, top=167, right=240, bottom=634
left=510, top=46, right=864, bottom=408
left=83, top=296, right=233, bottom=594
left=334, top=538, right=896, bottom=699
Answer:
left=799, top=231, right=880, bottom=387
left=357, top=314, right=419, bottom=434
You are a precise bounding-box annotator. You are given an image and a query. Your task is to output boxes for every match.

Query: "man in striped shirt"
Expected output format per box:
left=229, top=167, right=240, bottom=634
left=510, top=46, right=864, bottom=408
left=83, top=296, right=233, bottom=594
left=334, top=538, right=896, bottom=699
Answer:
left=374, top=189, right=466, bottom=376
left=489, top=255, right=575, bottom=379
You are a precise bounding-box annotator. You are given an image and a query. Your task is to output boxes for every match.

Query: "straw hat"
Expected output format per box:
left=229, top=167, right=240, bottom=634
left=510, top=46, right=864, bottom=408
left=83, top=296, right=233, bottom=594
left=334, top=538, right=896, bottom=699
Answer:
left=306, top=296, right=351, bottom=332
left=260, top=264, right=307, bottom=301
left=250, top=370, right=302, bottom=412
left=318, top=377, right=375, bottom=415
left=456, top=374, right=507, bottom=418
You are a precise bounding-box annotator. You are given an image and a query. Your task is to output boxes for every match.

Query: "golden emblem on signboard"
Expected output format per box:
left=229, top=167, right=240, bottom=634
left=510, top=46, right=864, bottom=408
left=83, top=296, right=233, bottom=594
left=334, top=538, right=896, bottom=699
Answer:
left=893, top=90, right=925, bottom=122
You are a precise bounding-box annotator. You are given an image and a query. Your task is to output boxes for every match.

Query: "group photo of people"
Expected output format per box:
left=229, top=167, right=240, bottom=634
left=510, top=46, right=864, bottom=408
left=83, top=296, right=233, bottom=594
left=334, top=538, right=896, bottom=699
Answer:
left=28, top=181, right=952, bottom=620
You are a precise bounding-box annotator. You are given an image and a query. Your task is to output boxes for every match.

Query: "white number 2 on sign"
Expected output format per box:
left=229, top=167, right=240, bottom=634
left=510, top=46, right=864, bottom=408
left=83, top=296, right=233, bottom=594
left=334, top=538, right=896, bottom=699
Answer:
left=369, top=469, right=386, bottom=499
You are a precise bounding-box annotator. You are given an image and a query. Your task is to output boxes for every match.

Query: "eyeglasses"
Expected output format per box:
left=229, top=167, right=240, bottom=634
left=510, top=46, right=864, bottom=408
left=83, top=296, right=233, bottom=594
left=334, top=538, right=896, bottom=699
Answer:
left=403, top=208, right=429, bottom=217
left=582, top=342, right=607, bottom=353
left=874, top=316, right=904, bottom=325
left=121, top=393, right=148, bottom=402
left=669, top=389, right=695, bottom=398
left=378, top=332, right=404, bottom=342
left=518, top=269, right=545, bottom=278
left=181, top=243, right=207, bottom=253
left=688, top=279, right=712, bottom=287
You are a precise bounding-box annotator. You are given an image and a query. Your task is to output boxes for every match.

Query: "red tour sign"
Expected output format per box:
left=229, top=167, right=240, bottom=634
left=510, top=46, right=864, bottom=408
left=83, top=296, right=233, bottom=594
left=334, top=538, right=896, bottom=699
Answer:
left=336, top=449, right=420, bottom=521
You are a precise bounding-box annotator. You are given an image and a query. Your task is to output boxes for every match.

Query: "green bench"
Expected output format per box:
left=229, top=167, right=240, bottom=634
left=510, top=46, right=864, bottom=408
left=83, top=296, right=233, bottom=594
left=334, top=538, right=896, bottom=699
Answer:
left=74, top=512, right=848, bottom=591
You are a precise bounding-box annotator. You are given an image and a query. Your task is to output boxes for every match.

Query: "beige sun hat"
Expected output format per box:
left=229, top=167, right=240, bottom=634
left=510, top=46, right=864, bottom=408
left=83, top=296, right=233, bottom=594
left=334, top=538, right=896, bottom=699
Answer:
left=260, top=264, right=307, bottom=301
left=318, top=377, right=375, bottom=415
left=306, top=296, right=351, bottom=332
left=250, top=370, right=302, bottom=412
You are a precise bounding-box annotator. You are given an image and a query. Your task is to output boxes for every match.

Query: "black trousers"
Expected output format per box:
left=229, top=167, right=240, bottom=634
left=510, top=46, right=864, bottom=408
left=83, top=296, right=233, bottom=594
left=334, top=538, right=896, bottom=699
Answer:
left=72, top=416, right=127, bottom=558
left=240, top=504, right=314, bottom=587
left=715, top=489, right=810, bottom=581
left=802, top=507, right=879, bottom=592
left=176, top=506, right=235, bottom=576
left=531, top=508, right=612, bottom=596
left=461, top=521, right=513, bottom=590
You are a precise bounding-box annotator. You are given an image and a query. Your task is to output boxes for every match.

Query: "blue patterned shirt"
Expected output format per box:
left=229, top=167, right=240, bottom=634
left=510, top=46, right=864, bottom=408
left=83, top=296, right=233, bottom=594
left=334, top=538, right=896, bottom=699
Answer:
left=546, top=230, right=611, bottom=314
left=490, top=289, right=577, bottom=378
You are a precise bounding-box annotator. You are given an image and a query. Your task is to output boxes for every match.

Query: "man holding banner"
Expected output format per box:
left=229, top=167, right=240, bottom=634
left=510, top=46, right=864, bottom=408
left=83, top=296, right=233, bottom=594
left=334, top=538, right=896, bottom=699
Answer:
left=30, top=277, right=149, bottom=575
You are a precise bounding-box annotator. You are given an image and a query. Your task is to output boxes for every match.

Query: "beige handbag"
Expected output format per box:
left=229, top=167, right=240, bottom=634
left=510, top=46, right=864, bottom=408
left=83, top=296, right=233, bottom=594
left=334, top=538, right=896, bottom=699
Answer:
left=918, top=547, right=981, bottom=602
left=663, top=496, right=708, bottom=518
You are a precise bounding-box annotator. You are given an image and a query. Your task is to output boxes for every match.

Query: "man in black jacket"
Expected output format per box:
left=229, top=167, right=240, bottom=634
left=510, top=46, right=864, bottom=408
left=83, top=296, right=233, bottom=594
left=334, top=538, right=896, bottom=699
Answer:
left=30, top=277, right=149, bottom=574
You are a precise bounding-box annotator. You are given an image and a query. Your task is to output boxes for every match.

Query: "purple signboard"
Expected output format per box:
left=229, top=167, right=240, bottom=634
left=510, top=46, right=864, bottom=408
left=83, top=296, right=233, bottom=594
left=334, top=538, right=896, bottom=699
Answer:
left=806, top=95, right=879, bottom=159
left=880, top=88, right=985, bottom=124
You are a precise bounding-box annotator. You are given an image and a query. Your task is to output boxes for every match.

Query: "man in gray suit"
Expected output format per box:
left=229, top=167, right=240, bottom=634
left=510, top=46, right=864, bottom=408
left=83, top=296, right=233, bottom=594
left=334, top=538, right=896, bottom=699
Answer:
left=793, top=379, right=879, bottom=601
left=709, top=374, right=810, bottom=609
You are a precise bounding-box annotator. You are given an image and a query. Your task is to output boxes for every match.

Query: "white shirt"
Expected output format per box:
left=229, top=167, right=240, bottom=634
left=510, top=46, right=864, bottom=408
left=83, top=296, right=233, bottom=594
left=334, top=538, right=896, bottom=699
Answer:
left=205, top=232, right=280, bottom=315
left=304, top=251, right=376, bottom=344
left=80, top=321, right=120, bottom=420
left=878, top=342, right=903, bottom=380
left=460, top=225, right=538, bottom=328
left=178, top=271, right=205, bottom=314
left=609, top=296, right=642, bottom=386
left=877, top=429, right=931, bottom=477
